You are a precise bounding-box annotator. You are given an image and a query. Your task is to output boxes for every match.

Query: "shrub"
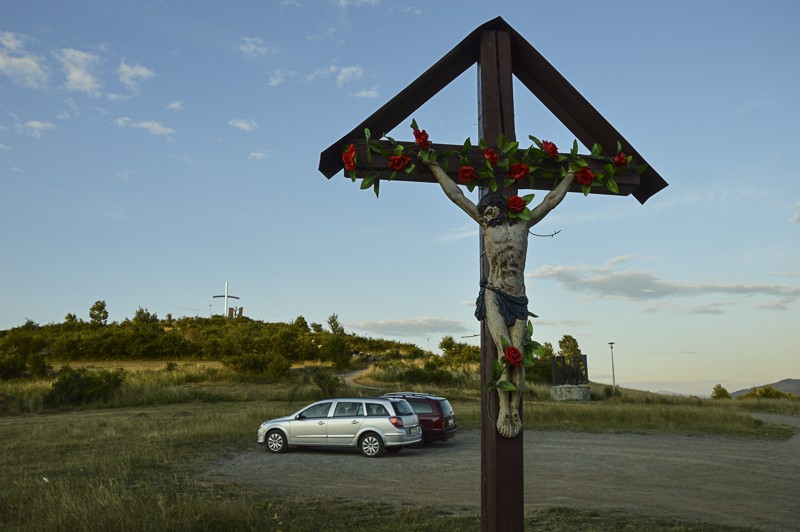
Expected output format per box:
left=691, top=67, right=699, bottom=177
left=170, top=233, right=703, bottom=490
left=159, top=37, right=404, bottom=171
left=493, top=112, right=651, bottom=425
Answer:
left=313, top=369, right=342, bottom=395
left=45, top=366, right=125, bottom=406
left=711, top=384, right=731, bottom=399
left=223, top=353, right=291, bottom=378
left=0, top=349, right=27, bottom=379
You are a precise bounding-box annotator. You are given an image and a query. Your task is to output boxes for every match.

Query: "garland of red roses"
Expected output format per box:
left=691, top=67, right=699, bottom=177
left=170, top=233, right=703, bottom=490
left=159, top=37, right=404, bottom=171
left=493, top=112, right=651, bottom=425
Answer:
left=342, top=119, right=647, bottom=220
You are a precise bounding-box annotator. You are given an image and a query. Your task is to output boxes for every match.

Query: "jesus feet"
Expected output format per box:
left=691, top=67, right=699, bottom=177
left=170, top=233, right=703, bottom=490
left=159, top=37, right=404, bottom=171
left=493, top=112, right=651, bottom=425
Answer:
left=496, top=407, right=522, bottom=438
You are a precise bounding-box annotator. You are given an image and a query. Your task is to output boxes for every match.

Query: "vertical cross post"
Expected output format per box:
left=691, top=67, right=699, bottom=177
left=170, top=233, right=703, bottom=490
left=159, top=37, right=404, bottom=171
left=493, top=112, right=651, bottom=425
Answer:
left=477, top=28, right=524, bottom=532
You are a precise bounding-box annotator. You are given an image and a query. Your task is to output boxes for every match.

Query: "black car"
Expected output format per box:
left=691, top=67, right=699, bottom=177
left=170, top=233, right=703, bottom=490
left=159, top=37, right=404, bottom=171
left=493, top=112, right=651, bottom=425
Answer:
left=382, top=392, right=457, bottom=443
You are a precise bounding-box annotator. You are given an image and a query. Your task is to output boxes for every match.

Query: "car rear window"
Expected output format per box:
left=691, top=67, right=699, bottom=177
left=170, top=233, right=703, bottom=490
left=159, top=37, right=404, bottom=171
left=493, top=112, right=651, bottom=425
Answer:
left=438, top=399, right=454, bottom=415
left=390, top=400, right=414, bottom=416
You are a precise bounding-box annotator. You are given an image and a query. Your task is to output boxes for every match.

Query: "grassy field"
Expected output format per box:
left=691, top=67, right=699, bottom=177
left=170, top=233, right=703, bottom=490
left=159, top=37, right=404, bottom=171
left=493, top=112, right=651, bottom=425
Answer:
left=1, top=361, right=797, bottom=531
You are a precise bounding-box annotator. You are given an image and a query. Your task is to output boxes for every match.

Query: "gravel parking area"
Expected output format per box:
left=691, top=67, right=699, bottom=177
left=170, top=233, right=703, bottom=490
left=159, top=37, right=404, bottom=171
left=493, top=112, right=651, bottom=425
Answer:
left=199, top=413, right=800, bottom=531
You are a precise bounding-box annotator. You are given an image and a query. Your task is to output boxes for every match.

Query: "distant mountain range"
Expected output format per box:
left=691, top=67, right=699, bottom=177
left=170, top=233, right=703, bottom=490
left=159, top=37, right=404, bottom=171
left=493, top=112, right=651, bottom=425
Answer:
left=731, top=378, right=800, bottom=398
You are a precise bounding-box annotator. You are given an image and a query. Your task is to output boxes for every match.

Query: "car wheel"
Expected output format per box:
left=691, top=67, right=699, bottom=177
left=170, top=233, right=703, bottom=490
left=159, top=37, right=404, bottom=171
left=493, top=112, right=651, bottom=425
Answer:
left=359, top=433, right=384, bottom=457
left=265, top=430, right=288, bottom=453
left=385, top=446, right=402, bottom=454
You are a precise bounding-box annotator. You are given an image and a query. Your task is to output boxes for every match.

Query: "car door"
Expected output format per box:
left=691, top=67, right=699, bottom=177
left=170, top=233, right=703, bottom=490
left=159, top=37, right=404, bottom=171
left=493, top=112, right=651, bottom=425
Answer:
left=325, top=401, right=365, bottom=445
left=288, top=401, right=332, bottom=444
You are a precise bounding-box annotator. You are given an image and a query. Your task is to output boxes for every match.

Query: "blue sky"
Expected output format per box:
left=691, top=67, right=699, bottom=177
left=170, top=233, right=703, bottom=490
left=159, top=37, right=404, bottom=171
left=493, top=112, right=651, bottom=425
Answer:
left=2, top=0, right=798, bottom=395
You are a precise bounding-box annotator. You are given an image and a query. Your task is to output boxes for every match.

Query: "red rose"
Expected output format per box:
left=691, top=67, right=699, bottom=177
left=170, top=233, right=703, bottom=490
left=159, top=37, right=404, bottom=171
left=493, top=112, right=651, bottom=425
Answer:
left=507, top=195, right=526, bottom=213
left=388, top=154, right=412, bottom=171
left=458, top=165, right=478, bottom=184
left=614, top=151, right=627, bottom=166
left=576, top=166, right=595, bottom=185
left=504, top=346, right=523, bottom=367
left=342, top=143, right=356, bottom=171
left=413, top=128, right=430, bottom=150
left=507, top=162, right=530, bottom=181
left=483, top=147, right=498, bottom=166
left=542, top=140, right=558, bottom=159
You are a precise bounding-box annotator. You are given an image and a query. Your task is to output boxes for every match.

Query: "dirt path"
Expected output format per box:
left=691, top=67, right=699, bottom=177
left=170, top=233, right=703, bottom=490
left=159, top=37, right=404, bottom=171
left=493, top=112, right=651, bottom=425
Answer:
left=199, top=413, right=800, bottom=531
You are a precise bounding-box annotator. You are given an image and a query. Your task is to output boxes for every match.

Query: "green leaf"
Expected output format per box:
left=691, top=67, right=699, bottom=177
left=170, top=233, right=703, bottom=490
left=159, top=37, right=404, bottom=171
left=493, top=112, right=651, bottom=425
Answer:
left=405, top=163, right=415, bottom=174
left=500, top=336, right=510, bottom=349
left=489, top=179, right=498, bottom=193
left=497, top=381, right=517, bottom=392
left=389, top=170, right=398, bottom=181
left=522, top=193, right=535, bottom=203
left=491, top=360, right=504, bottom=380
left=503, top=141, right=519, bottom=156
left=385, top=135, right=397, bottom=146
left=517, top=208, right=531, bottom=221
left=529, top=135, right=542, bottom=148
left=616, top=141, right=622, bottom=154
left=571, top=140, right=578, bottom=157
left=606, top=176, right=619, bottom=194
left=591, top=143, right=603, bottom=157
left=635, top=164, right=649, bottom=174
left=581, top=184, right=591, bottom=196
left=392, top=144, right=404, bottom=156
left=419, top=150, right=429, bottom=163
left=462, top=137, right=472, bottom=154
left=479, top=138, right=488, bottom=150
left=360, top=175, right=374, bottom=190
left=440, top=158, right=449, bottom=173
left=410, top=119, right=418, bottom=130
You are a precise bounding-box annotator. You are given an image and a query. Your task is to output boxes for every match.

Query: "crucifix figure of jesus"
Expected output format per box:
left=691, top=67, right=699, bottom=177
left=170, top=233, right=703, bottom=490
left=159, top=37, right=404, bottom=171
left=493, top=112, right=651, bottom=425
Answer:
left=423, top=160, right=576, bottom=438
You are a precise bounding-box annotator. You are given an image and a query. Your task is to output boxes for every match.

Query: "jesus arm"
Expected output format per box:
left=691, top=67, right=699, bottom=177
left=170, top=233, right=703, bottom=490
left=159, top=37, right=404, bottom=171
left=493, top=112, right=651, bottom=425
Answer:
left=527, top=168, right=576, bottom=228
left=424, top=162, right=480, bottom=223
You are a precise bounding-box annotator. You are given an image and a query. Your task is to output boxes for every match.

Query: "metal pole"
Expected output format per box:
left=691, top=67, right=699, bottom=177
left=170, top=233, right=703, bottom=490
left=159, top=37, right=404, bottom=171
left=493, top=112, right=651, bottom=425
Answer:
left=608, top=342, right=616, bottom=395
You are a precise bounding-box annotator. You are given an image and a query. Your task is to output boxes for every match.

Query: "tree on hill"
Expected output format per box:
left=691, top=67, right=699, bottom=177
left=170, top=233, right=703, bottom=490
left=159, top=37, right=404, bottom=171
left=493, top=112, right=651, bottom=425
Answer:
left=711, top=384, right=731, bottom=399
left=89, top=300, right=108, bottom=326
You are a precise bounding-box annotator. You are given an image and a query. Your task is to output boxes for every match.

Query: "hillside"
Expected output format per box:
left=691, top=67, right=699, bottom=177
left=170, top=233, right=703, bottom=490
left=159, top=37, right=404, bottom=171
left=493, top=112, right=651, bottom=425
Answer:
left=731, top=378, right=800, bottom=398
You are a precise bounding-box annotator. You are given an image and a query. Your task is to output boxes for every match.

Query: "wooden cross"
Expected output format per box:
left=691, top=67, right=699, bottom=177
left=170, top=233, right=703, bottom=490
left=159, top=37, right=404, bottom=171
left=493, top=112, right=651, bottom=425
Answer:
left=320, top=17, right=666, bottom=532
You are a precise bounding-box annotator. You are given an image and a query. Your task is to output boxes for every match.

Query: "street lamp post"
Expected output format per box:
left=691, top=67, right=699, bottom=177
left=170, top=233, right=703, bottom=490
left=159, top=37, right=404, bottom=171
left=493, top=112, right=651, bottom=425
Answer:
left=608, top=342, right=616, bottom=395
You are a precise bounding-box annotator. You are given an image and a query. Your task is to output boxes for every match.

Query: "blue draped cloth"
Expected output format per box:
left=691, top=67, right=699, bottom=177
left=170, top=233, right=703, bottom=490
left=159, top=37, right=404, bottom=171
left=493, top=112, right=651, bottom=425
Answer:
left=474, top=280, right=529, bottom=326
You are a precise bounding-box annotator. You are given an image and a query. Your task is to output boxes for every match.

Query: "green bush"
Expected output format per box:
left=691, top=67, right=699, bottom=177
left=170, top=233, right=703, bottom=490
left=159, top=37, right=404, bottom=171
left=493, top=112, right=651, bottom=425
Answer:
left=45, top=366, right=125, bottom=406
left=0, top=349, right=27, bottom=379
left=223, top=353, right=291, bottom=378
left=313, top=369, right=342, bottom=395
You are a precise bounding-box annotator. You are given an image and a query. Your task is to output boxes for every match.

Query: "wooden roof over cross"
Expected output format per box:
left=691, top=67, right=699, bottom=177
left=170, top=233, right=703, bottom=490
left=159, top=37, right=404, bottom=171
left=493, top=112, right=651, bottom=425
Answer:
left=319, top=16, right=667, bottom=204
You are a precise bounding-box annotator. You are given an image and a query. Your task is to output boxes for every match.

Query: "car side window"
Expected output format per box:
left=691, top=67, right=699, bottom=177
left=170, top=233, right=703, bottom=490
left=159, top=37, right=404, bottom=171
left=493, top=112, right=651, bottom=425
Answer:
left=301, top=402, right=332, bottom=419
left=366, top=403, right=388, bottom=416
left=410, top=400, right=433, bottom=414
left=333, top=401, right=363, bottom=417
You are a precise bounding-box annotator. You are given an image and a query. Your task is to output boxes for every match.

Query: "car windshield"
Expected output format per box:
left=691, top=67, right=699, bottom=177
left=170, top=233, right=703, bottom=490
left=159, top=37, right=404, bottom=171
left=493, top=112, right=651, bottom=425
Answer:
left=390, top=400, right=414, bottom=416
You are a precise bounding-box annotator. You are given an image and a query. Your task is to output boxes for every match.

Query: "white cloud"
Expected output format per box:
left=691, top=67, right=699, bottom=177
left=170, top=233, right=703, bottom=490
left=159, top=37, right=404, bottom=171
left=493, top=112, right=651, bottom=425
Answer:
left=238, top=36, right=277, bottom=57
left=305, top=64, right=338, bottom=82
left=248, top=149, right=268, bottom=161
left=350, top=86, right=378, bottom=99
left=15, top=120, right=56, bottom=138
left=117, top=61, right=154, bottom=92
left=114, top=117, right=174, bottom=136
left=228, top=118, right=259, bottom=132
left=166, top=100, right=183, bottom=111
left=116, top=169, right=135, bottom=183
left=268, top=68, right=290, bottom=86
left=529, top=255, right=800, bottom=311
left=280, top=0, right=301, bottom=7
left=306, top=27, right=344, bottom=46
left=336, top=65, right=362, bottom=87
left=792, top=202, right=800, bottom=223
left=337, top=0, right=379, bottom=7
left=437, top=223, right=478, bottom=242
left=54, top=48, right=102, bottom=96
left=348, top=316, right=469, bottom=337
left=0, top=31, right=48, bottom=88
left=0, top=143, right=10, bottom=151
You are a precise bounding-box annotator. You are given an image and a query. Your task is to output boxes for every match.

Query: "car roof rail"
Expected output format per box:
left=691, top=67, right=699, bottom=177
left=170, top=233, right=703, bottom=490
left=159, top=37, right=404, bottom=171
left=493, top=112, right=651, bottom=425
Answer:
left=383, top=392, right=432, bottom=398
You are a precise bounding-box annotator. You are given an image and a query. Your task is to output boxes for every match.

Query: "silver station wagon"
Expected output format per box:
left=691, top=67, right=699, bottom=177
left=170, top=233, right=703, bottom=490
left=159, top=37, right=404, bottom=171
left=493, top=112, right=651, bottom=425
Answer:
left=257, top=397, right=422, bottom=457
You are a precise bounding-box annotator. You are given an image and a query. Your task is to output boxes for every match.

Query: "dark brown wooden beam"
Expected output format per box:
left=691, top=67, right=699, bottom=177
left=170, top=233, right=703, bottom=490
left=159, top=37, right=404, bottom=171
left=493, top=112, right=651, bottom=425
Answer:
left=349, top=141, right=641, bottom=197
